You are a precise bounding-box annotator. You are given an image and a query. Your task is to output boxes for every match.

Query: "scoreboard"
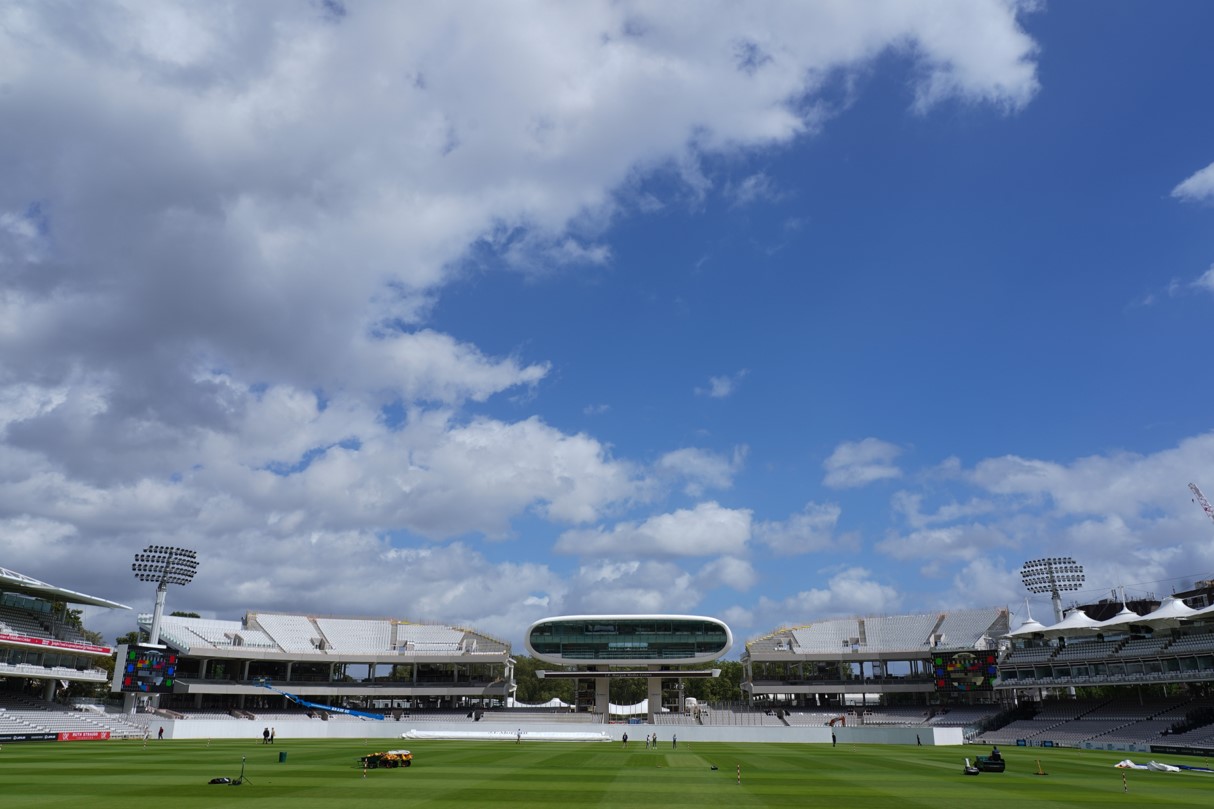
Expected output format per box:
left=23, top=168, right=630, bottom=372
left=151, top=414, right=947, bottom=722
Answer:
left=933, top=651, right=997, bottom=691
left=114, top=644, right=178, bottom=694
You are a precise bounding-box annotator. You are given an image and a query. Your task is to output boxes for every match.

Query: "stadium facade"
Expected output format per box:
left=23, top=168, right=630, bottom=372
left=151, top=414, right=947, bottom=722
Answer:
left=741, top=607, right=1009, bottom=707
left=0, top=566, right=126, bottom=700
left=129, top=612, right=513, bottom=714
left=7, top=560, right=1214, bottom=751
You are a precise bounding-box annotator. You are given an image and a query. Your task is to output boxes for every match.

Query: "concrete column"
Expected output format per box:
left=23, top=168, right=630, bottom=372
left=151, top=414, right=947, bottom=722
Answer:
left=647, top=676, right=662, bottom=722
left=595, top=677, right=610, bottom=719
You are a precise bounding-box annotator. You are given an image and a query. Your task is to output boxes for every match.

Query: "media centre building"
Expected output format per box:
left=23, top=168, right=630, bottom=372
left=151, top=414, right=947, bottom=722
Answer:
left=523, top=614, right=733, bottom=719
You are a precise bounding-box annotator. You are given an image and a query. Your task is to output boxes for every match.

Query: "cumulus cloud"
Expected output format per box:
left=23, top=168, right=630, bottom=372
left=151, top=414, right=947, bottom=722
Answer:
left=656, top=445, right=746, bottom=496
left=822, top=437, right=903, bottom=488
left=563, top=560, right=701, bottom=614
left=696, top=370, right=749, bottom=399
left=875, top=523, right=1017, bottom=565
left=554, top=501, right=752, bottom=558
left=754, top=501, right=847, bottom=556
left=0, top=1, right=1044, bottom=639
left=696, top=556, right=759, bottom=592
left=754, top=566, right=902, bottom=622
left=969, top=432, right=1214, bottom=520
left=891, top=491, right=998, bottom=529
left=1195, top=266, right=1214, bottom=294
left=1172, top=161, right=1214, bottom=202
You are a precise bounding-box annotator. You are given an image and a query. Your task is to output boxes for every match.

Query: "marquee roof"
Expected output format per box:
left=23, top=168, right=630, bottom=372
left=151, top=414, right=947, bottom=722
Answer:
left=0, top=565, right=130, bottom=610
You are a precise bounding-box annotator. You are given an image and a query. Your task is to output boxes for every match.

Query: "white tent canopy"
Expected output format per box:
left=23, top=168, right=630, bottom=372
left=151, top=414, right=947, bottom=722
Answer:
left=1135, top=596, right=1197, bottom=629
left=1007, top=616, right=1050, bottom=638
left=1039, top=608, right=1102, bottom=637
left=1095, top=604, right=1146, bottom=631
left=507, top=697, right=571, bottom=709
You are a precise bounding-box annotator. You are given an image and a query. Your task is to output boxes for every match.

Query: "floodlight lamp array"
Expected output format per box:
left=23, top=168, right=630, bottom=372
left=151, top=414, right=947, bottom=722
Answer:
left=1019, top=556, right=1085, bottom=594
left=130, top=545, right=199, bottom=586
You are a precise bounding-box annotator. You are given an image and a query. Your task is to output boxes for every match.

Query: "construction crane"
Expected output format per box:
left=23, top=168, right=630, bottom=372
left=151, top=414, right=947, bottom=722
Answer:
left=1190, top=483, right=1214, bottom=528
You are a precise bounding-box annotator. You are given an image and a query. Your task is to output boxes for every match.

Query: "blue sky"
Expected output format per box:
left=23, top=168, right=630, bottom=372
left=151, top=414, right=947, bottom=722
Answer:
left=0, top=2, right=1212, bottom=653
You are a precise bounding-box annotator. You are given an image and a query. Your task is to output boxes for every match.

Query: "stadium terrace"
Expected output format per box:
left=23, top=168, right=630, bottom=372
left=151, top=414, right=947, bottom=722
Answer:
left=5, top=564, right=1214, bottom=753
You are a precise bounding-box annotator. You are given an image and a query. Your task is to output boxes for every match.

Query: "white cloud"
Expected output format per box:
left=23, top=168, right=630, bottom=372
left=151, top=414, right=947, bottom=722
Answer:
left=875, top=523, right=1016, bottom=564
left=1195, top=266, right=1214, bottom=294
left=0, top=1, right=1044, bottom=639
left=1172, top=161, right=1214, bottom=202
left=822, top=437, right=903, bottom=488
left=656, top=445, right=746, bottom=496
left=755, top=566, right=901, bottom=621
left=696, top=370, right=749, bottom=399
left=727, top=172, right=782, bottom=207
left=969, top=432, right=1214, bottom=520
left=891, top=491, right=998, bottom=529
left=554, top=501, right=752, bottom=558
left=697, top=556, right=759, bottom=592
left=564, top=560, right=700, bottom=614
left=754, top=501, right=846, bottom=556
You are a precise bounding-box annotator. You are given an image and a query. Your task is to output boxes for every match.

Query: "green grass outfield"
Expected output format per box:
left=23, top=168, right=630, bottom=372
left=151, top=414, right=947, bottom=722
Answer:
left=2, top=737, right=1212, bottom=808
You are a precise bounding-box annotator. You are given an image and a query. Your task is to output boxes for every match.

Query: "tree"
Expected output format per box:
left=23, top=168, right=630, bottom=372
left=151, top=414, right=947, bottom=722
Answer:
left=511, top=656, right=573, bottom=704
left=115, top=629, right=145, bottom=647
left=170, top=611, right=201, bottom=618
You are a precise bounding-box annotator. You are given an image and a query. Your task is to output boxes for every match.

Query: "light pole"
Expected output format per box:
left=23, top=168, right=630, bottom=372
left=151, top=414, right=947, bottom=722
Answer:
left=1020, top=556, right=1084, bottom=624
left=132, top=545, right=198, bottom=646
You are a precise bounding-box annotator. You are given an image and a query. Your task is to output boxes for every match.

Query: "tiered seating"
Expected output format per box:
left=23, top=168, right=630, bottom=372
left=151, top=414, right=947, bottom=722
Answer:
left=0, top=606, right=52, bottom=637
left=396, top=624, right=464, bottom=652
left=315, top=618, right=391, bottom=653
left=1001, top=645, right=1057, bottom=664
left=1037, top=719, right=1128, bottom=743
left=926, top=705, right=1001, bottom=726
left=1034, top=699, right=1103, bottom=722
left=480, top=710, right=592, bottom=724
left=974, top=719, right=1053, bottom=744
left=0, top=694, right=146, bottom=738
left=695, top=706, right=786, bottom=727
left=856, top=706, right=930, bottom=725
left=463, top=631, right=509, bottom=654
left=1054, top=640, right=1115, bottom=661
left=863, top=615, right=938, bottom=651
left=1082, top=699, right=1184, bottom=721
left=251, top=614, right=323, bottom=653
left=1095, top=719, right=1176, bottom=744
left=784, top=711, right=848, bottom=727
left=745, top=633, right=793, bottom=654
left=791, top=620, right=860, bottom=652
left=1168, top=632, right=1214, bottom=652
left=935, top=608, right=1006, bottom=648
left=1115, top=637, right=1171, bottom=658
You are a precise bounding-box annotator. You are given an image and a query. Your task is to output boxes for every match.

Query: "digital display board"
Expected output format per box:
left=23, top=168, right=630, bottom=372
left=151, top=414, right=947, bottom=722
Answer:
left=933, top=651, right=997, bottom=691
left=118, top=644, right=177, bottom=693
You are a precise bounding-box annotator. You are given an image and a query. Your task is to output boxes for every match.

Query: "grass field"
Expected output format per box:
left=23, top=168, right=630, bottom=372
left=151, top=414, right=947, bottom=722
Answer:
left=2, top=737, right=1213, bottom=808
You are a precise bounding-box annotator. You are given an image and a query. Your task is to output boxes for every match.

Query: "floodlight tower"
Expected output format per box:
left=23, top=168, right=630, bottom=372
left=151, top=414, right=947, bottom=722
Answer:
left=132, top=545, right=198, bottom=646
left=1020, top=556, right=1085, bottom=624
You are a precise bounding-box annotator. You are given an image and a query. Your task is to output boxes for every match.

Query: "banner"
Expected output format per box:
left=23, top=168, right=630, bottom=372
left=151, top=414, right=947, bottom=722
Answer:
left=0, top=632, right=111, bottom=655
left=0, top=732, right=57, bottom=743
left=58, top=731, right=111, bottom=741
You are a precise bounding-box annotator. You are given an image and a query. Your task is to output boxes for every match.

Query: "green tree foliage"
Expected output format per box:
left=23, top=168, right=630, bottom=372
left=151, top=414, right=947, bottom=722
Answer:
left=115, top=629, right=144, bottom=647
left=511, top=656, right=573, bottom=704
left=169, top=611, right=201, bottom=618
left=510, top=657, right=744, bottom=707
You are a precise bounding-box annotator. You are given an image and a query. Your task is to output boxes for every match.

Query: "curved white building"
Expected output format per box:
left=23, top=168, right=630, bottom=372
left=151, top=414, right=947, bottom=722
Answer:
left=524, top=614, right=733, bottom=666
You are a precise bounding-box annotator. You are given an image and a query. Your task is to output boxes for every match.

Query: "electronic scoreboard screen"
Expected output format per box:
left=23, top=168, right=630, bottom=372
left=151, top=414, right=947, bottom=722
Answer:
left=119, top=644, right=178, bottom=693
left=932, top=651, right=997, bottom=691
